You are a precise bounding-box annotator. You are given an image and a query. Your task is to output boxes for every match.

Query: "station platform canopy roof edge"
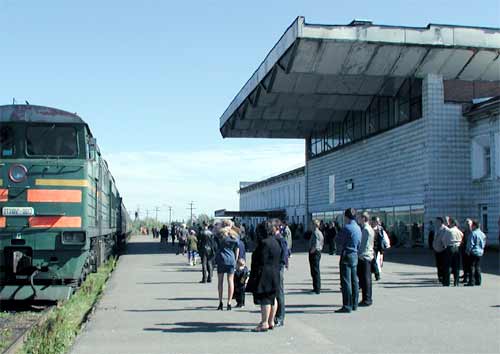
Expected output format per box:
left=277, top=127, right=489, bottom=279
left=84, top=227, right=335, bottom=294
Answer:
left=214, top=209, right=287, bottom=219
left=219, top=17, right=500, bottom=139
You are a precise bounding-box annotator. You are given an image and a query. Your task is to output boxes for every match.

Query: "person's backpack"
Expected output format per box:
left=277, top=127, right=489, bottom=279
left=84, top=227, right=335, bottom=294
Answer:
left=381, top=229, right=391, bottom=250
left=204, top=234, right=215, bottom=258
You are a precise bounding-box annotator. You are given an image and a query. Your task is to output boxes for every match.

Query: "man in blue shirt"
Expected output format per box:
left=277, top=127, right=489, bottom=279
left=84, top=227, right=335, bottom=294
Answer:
left=335, top=208, right=362, bottom=313
left=465, top=219, right=486, bottom=286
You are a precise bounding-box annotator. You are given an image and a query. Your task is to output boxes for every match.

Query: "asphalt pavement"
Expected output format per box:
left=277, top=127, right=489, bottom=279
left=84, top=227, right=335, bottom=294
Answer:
left=71, top=235, right=500, bottom=354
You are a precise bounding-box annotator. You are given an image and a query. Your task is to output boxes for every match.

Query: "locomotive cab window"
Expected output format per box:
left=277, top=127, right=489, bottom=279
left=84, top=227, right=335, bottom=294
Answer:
left=26, top=125, right=78, bottom=157
left=0, top=125, right=15, bottom=157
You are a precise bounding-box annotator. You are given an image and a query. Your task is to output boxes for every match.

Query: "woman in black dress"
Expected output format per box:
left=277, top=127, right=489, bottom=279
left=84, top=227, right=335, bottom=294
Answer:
left=246, top=223, right=281, bottom=332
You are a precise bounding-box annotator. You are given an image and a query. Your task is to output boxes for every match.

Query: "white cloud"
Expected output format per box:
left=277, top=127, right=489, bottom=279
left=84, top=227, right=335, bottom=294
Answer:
left=105, top=142, right=304, bottom=222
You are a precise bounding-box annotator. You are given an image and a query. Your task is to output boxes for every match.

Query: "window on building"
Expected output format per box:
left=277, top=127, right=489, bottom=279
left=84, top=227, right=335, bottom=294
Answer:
left=397, top=80, right=410, bottom=124
left=484, top=146, right=491, bottom=178
left=471, top=138, right=490, bottom=180
left=410, top=79, right=422, bottom=121
left=379, top=97, right=389, bottom=131
left=309, top=78, right=422, bottom=158
left=480, top=205, right=488, bottom=232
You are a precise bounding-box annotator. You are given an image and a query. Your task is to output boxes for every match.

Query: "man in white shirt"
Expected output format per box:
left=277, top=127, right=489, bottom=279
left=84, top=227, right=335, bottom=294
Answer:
left=357, top=212, right=375, bottom=306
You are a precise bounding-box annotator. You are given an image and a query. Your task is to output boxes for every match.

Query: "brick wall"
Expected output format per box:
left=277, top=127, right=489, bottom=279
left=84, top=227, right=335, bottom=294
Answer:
left=423, top=74, right=473, bottom=224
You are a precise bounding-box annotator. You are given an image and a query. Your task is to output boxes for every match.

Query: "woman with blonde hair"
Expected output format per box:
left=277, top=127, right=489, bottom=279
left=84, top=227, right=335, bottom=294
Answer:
left=215, top=225, right=239, bottom=310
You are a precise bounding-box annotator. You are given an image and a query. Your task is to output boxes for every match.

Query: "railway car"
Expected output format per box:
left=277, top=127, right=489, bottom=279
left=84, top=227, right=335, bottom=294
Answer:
left=0, top=104, right=132, bottom=301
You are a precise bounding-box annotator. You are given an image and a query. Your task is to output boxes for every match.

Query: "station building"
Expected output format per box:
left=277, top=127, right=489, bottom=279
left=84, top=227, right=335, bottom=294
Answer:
left=221, top=18, right=500, bottom=245
left=238, top=167, right=306, bottom=228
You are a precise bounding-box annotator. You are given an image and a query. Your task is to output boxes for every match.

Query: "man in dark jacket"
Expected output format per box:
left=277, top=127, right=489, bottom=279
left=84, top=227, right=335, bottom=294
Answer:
left=273, top=220, right=289, bottom=327
left=198, top=222, right=215, bottom=283
left=159, top=225, right=169, bottom=244
left=335, top=208, right=361, bottom=313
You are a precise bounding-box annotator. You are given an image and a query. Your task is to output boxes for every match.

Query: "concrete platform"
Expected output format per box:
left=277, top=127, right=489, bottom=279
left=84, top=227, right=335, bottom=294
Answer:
left=71, top=236, right=500, bottom=354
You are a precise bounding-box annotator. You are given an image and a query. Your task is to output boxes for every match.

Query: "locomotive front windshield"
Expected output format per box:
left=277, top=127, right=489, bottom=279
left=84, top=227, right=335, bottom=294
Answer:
left=0, top=125, right=16, bottom=157
left=26, top=125, right=78, bottom=157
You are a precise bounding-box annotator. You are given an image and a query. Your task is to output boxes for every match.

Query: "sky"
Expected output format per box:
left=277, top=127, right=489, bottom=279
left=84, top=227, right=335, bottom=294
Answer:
left=1, top=0, right=498, bottom=221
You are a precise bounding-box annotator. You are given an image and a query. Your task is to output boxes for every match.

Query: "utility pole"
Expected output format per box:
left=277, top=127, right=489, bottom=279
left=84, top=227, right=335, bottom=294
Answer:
left=187, top=201, right=196, bottom=225
left=154, top=206, right=160, bottom=223
left=146, top=209, right=149, bottom=220
left=168, top=206, right=172, bottom=224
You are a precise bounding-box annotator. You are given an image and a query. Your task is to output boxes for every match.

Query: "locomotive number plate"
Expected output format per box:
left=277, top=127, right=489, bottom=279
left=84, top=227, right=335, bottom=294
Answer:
left=2, top=207, right=34, bottom=216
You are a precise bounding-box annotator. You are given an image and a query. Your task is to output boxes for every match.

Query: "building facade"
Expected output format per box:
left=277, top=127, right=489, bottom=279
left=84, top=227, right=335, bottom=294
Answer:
left=223, top=18, right=500, bottom=245
left=307, top=77, right=500, bottom=245
left=467, top=98, right=500, bottom=244
left=238, top=167, right=306, bottom=228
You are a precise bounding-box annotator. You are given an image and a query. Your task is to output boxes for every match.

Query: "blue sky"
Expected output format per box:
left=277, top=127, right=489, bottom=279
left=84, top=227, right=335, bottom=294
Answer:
left=1, top=0, right=498, bottom=221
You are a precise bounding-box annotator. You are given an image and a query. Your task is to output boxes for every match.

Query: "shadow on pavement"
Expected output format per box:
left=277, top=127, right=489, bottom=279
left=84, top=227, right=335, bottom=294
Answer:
left=126, top=241, right=174, bottom=255
left=286, top=304, right=333, bottom=308
left=126, top=306, right=218, bottom=313
left=144, top=322, right=254, bottom=333
left=161, top=268, right=200, bottom=273
left=165, top=297, right=217, bottom=301
left=286, top=289, right=340, bottom=295
left=384, top=248, right=500, bottom=275
left=138, top=281, right=195, bottom=285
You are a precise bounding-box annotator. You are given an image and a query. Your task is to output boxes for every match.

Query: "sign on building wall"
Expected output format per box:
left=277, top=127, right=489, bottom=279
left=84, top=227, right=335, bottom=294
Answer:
left=329, top=174, right=335, bottom=204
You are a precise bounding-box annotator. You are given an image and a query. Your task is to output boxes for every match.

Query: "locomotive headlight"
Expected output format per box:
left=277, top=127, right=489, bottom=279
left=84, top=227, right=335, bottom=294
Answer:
left=62, top=231, right=86, bottom=245
left=9, top=164, right=28, bottom=183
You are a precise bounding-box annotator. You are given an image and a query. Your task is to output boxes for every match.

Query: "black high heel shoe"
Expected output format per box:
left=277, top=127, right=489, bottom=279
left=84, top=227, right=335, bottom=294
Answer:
left=227, top=304, right=232, bottom=311
left=217, top=302, right=223, bottom=311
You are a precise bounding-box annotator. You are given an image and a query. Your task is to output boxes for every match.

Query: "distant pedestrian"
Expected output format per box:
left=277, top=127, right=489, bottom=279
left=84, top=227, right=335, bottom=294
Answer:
left=178, top=225, right=188, bottom=255
left=427, top=220, right=435, bottom=250
left=357, top=212, right=374, bottom=307
left=309, top=219, right=324, bottom=294
left=282, top=221, right=293, bottom=256
left=246, top=223, right=281, bottom=332
left=159, top=225, right=169, bottom=244
left=273, top=219, right=289, bottom=327
left=239, top=223, right=248, bottom=249
left=297, top=223, right=304, bottom=240
left=335, top=208, right=361, bottom=313
left=441, top=218, right=463, bottom=286
left=170, top=224, right=176, bottom=246
left=461, top=219, right=473, bottom=284
left=187, top=230, right=198, bottom=266
left=433, top=217, right=448, bottom=284
left=325, top=222, right=337, bottom=255
left=233, top=258, right=249, bottom=308
left=215, top=222, right=239, bottom=311
left=465, top=220, right=486, bottom=286
left=237, top=234, right=246, bottom=262
left=198, top=222, right=215, bottom=283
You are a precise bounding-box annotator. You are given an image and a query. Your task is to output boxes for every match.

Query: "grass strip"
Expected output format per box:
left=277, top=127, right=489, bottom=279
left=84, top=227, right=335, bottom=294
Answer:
left=19, top=257, right=117, bottom=354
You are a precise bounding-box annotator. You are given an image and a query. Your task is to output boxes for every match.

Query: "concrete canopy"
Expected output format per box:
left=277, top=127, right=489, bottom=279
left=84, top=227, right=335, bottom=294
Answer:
left=220, top=17, right=500, bottom=139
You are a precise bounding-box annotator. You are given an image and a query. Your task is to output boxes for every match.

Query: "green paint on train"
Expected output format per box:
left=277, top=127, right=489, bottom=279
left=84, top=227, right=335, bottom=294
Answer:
left=0, top=104, right=132, bottom=301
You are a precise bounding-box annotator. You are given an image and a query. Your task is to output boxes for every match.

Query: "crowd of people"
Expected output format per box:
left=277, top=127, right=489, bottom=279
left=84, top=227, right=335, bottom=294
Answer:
left=144, top=208, right=488, bottom=332
left=429, top=216, right=487, bottom=287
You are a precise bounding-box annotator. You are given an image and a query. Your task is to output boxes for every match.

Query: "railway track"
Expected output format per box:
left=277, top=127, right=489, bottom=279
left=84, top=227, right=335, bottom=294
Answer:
left=0, top=303, right=53, bottom=354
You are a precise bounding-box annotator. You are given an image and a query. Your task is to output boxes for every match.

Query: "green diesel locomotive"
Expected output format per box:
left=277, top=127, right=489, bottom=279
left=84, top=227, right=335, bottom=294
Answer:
left=0, top=104, right=132, bottom=301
